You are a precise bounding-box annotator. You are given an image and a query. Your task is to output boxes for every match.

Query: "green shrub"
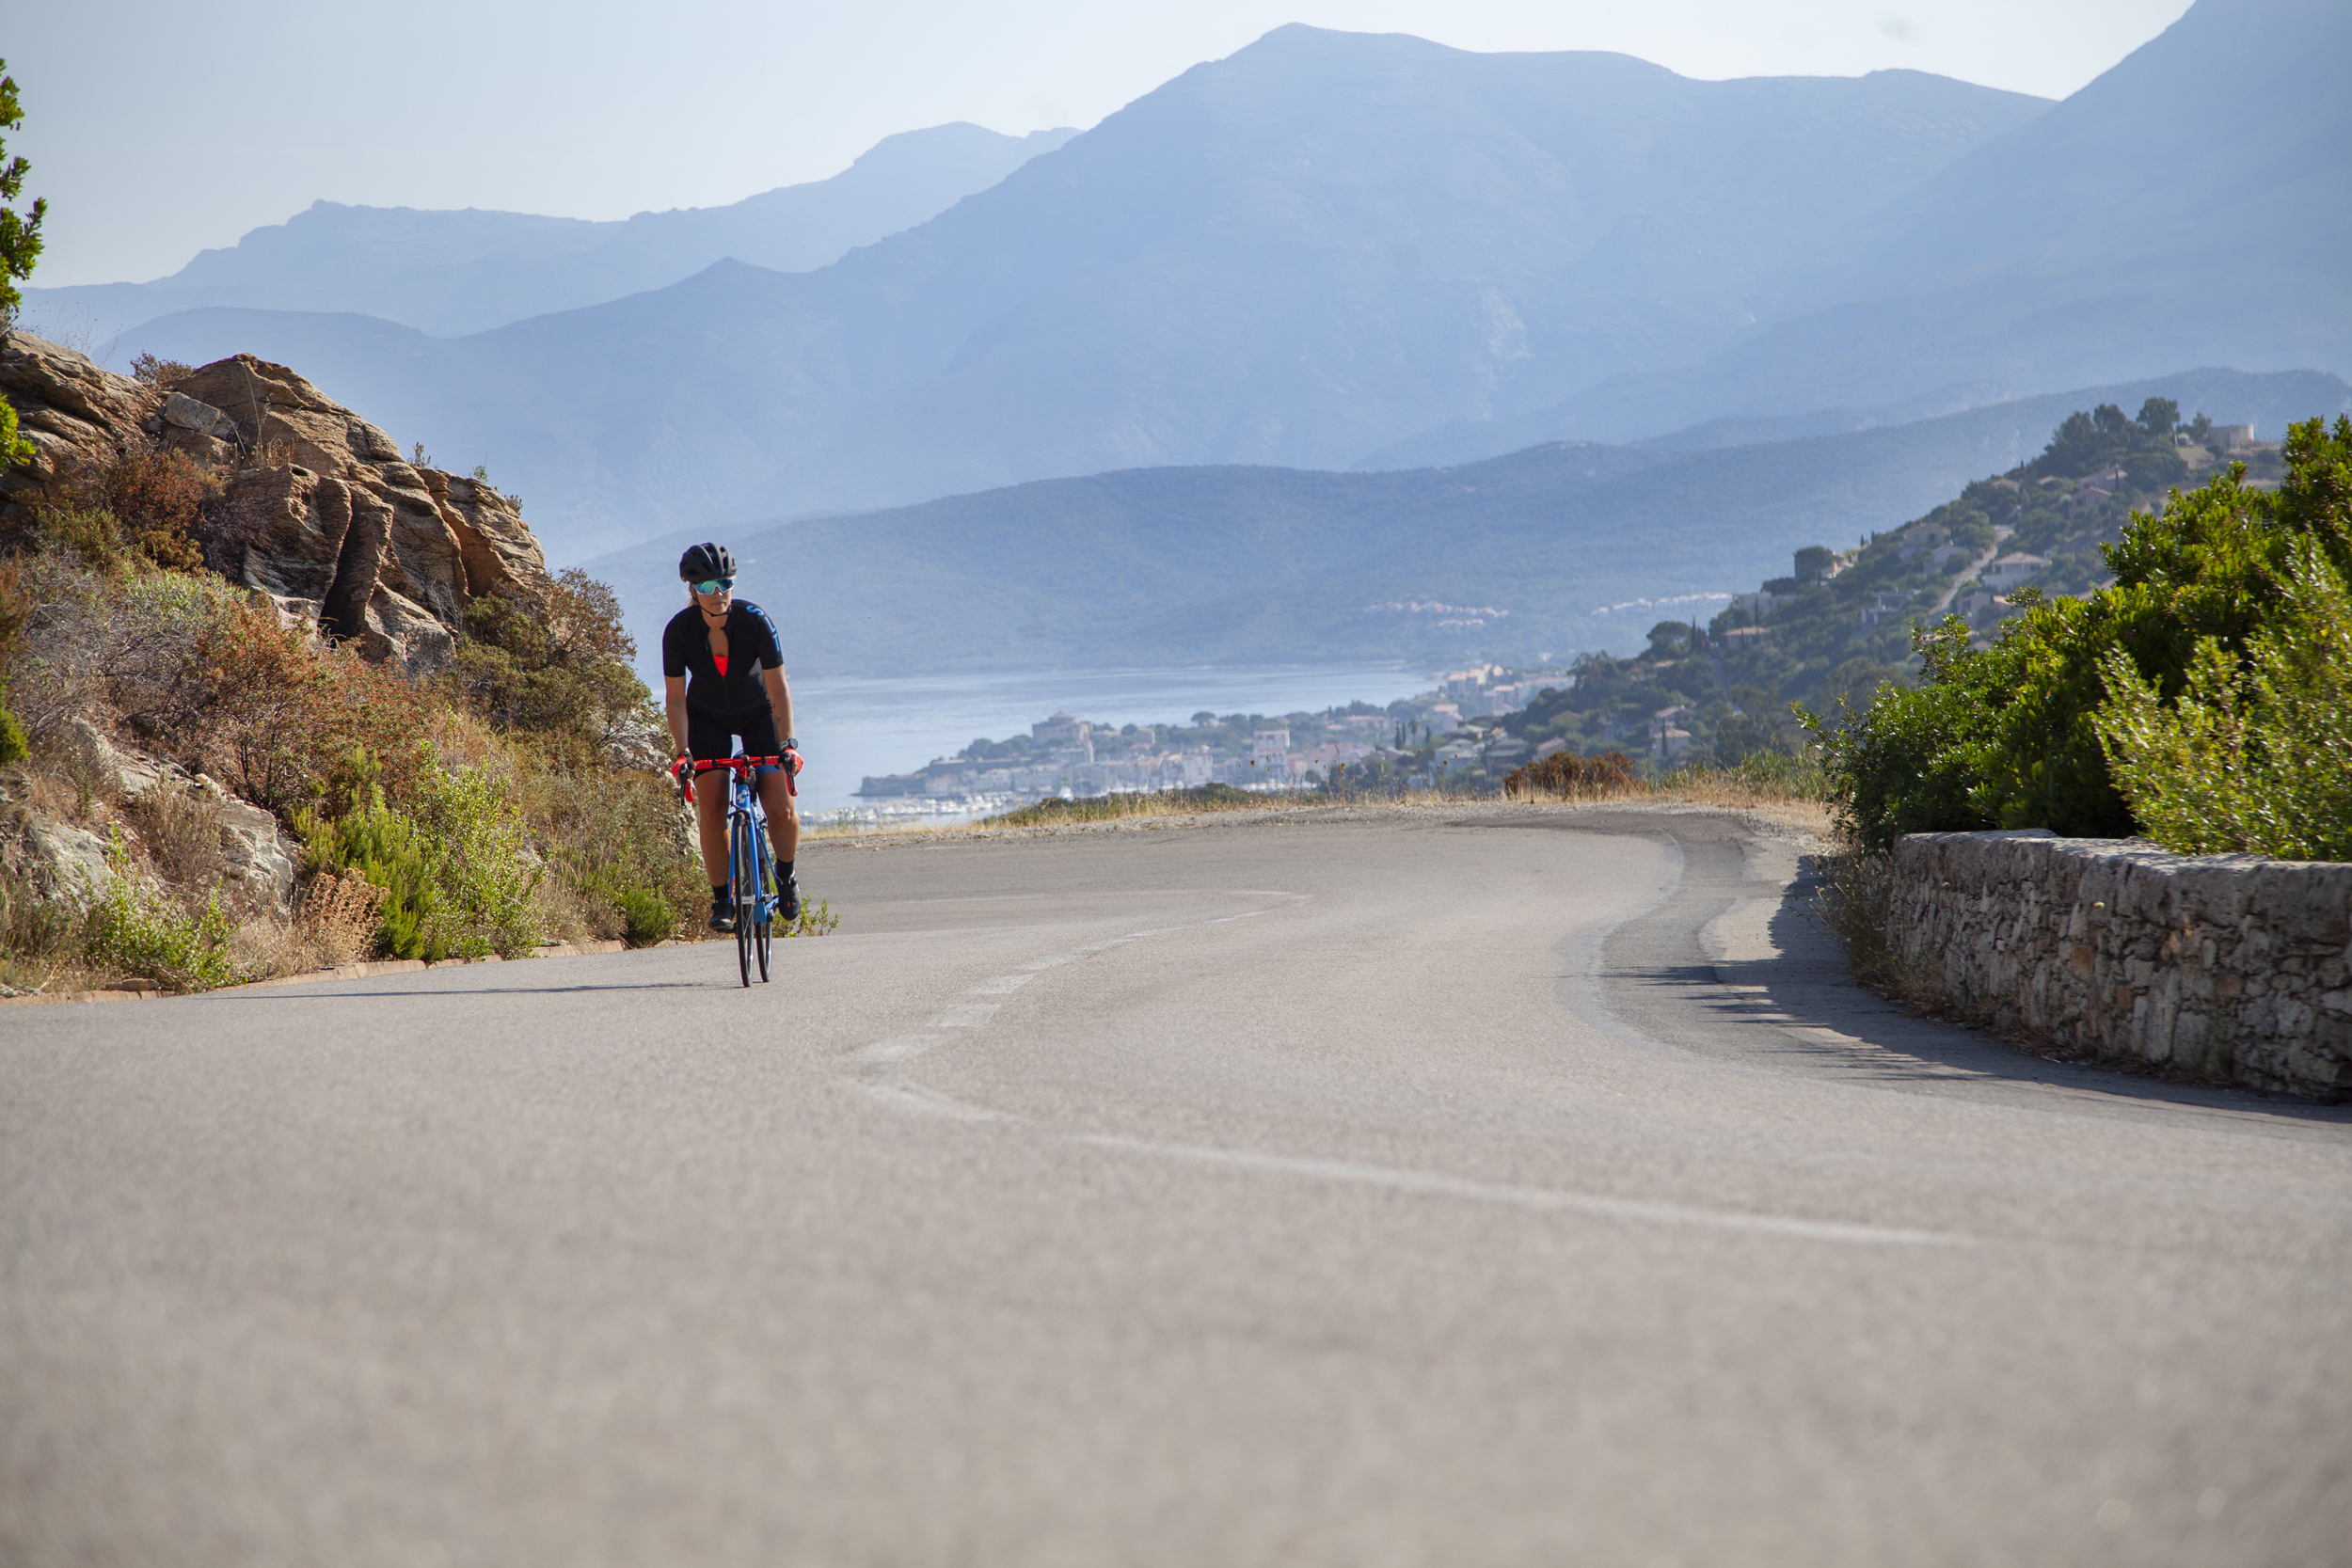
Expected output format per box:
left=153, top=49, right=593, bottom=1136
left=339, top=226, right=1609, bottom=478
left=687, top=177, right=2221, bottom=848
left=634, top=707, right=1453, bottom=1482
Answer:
left=613, top=885, right=672, bottom=947
left=0, top=705, right=24, bottom=765
left=532, top=764, right=703, bottom=944
left=442, top=568, right=650, bottom=765
left=1812, top=416, right=2352, bottom=851
left=298, top=743, right=543, bottom=960
left=2093, top=537, right=2352, bottom=859
left=81, top=837, right=250, bottom=991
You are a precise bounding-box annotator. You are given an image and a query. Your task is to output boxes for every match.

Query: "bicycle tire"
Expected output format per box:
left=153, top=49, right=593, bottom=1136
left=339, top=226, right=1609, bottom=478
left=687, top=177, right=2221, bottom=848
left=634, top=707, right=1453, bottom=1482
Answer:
left=731, top=806, right=754, bottom=989
left=753, top=839, right=773, bottom=983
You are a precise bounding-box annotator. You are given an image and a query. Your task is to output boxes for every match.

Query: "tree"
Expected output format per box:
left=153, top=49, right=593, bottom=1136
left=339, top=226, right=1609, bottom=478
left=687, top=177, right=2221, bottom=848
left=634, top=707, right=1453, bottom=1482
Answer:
left=0, top=60, right=42, bottom=324
left=0, top=60, right=45, bottom=467
left=1811, top=416, right=2352, bottom=850
left=2091, top=403, right=2131, bottom=443
left=2135, top=398, right=2179, bottom=444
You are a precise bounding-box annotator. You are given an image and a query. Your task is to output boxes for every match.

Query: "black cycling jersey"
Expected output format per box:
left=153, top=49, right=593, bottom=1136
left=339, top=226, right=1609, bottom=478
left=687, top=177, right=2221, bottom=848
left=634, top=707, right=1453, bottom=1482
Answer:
left=662, top=600, right=785, bottom=718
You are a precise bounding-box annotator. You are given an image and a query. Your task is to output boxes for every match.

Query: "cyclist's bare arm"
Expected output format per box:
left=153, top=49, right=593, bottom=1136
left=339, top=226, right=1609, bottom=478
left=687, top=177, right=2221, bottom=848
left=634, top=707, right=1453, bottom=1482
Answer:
left=763, top=666, right=795, bottom=752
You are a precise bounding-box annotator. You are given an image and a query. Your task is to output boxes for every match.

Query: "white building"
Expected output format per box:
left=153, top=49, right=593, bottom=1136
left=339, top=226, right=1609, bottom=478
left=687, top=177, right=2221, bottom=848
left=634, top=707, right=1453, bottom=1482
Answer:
left=1981, top=553, right=2050, bottom=589
left=1032, top=711, right=1089, bottom=745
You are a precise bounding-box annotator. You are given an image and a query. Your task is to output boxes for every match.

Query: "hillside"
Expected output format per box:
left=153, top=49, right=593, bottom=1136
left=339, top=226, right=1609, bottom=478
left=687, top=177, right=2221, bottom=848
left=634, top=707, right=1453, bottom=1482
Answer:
left=119, top=30, right=2047, bottom=557
left=587, top=368, right=2347, bottom=681
left=28, top=123, right=1074, bottom=339
left=0, top=335, right=719, bottom=999
left=1446, top=403, right=2296, bottom=784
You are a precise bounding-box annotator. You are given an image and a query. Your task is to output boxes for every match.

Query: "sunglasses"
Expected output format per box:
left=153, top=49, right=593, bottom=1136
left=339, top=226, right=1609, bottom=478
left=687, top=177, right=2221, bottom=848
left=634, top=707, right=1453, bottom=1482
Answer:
left=692, top=578, right=735, bottom=595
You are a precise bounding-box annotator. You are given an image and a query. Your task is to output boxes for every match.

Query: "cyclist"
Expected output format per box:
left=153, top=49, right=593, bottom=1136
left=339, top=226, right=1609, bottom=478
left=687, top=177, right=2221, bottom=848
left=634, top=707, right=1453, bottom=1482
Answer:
left=662, top=543, right=802, bottom=932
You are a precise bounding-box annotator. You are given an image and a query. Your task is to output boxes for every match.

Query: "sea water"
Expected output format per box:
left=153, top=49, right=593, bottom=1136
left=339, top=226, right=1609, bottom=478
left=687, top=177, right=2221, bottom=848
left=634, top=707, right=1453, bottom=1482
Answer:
left=782, top=664, right=1429, bottom=817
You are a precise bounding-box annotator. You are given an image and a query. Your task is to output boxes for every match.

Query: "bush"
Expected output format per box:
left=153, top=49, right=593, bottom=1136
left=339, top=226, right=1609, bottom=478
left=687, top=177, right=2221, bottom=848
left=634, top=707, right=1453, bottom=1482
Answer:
left=1812, top=416, right=2352, bottom=851
left=613, top=885, right=672, bottom=947
left=527, top=762, right=703, bottom=944
left=297, top=743, right=542, bottom=960
left=190, top=602, right=433, bottom=810
left=129, top=352, right=193, bottom=389
left=2093, top=536, right=2352, bottom=859
left=38, top=443, right=220, bottom=570
left=442, top=568, right=650, bottom=765
left=81, top=834, right=251, bottom=991
left=1503, top=748, right=1642, bottom=800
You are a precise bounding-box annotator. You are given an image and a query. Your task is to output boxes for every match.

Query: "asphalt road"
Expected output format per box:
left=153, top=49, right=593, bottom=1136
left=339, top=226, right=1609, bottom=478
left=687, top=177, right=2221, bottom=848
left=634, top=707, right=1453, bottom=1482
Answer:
left=5, top=804, right=2349, bottom=1566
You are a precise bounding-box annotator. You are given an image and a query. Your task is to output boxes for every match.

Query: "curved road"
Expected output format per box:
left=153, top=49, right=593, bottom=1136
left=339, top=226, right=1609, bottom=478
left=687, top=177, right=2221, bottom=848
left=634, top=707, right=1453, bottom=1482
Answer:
left=5, top=805, right=2348, bottom=1565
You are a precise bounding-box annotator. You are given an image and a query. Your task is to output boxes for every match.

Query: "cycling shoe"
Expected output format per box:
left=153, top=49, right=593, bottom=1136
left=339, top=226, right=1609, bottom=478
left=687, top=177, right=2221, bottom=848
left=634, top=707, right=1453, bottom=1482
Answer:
left=707, top=895, right=736, bottom=933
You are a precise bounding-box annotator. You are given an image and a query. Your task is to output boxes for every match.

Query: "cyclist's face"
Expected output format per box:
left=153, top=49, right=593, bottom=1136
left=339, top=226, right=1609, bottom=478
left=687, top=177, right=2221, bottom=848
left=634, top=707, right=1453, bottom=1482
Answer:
left=695, top=581, right=733, bottom=611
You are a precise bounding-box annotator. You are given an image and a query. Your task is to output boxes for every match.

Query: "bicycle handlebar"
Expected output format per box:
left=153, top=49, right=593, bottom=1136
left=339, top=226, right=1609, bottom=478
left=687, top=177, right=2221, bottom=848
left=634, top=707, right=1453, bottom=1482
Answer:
left=671, top=751, right=801, bottom=801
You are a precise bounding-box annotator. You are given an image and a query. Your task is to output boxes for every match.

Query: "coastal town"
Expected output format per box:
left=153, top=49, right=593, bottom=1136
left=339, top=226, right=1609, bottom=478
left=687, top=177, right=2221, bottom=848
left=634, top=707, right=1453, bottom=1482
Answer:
left=849, top=667, right=1578, bottom=820
left=843, top=404, right=2288, bottom=823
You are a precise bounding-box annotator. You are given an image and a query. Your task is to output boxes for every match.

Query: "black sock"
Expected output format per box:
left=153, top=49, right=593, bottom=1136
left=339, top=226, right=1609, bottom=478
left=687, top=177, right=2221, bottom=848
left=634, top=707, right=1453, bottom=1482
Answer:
left=779, top=860, right=795, bottom=881
left=711, top=885, right=728, bottom=902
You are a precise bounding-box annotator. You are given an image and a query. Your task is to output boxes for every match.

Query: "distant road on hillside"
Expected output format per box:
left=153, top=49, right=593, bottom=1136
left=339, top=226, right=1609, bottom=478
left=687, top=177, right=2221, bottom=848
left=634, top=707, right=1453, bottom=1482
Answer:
left=8, top=807, right=2346, bottom=1565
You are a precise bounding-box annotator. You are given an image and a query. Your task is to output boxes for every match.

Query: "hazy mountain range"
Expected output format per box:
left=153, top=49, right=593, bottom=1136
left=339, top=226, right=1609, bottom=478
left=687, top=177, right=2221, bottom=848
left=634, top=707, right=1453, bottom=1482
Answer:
left=99, top=0, right=2346, bottom=564
left=27, top=123, right=1075, bottom=338
left=589, top=368, right=2350, bottom=681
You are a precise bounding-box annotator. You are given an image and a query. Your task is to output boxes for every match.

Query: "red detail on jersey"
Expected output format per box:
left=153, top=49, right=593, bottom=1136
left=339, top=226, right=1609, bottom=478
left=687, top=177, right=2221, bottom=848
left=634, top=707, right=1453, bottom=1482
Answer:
left=713, top=654, right=729, bottom=676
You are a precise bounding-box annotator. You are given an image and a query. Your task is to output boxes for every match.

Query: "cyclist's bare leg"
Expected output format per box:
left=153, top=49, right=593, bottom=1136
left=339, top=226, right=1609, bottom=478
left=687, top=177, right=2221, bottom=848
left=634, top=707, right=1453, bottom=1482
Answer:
left=756, top=769, right=799, bottom=865
left=694, top=779, right=729, bottom=889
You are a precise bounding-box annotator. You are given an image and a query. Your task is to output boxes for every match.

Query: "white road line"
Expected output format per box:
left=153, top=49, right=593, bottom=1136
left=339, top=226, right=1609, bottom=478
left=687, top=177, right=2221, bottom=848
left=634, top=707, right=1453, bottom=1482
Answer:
left=846, top=1035, right=943, bottom=1064
left=1073, top=1134, right=1971, bottom=1248
left=853, top=901, right=1300, bottom=1069
left=965, top=974, right=1037, bottom=995
left=851, top=1079, right=1017, bottom=1122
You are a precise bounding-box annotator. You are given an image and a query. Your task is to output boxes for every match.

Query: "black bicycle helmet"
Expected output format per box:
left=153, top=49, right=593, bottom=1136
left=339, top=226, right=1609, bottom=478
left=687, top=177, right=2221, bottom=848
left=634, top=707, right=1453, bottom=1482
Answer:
left=678, top=542, right=736, bottom=582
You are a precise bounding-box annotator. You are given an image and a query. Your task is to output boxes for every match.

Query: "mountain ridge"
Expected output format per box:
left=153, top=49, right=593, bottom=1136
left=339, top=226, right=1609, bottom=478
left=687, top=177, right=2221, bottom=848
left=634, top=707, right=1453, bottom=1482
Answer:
left=119, top=29, right=2053, bottom=557
left=586, top=366, right=2348, bottom=683
left=28, top=123, right=1075, bottom=339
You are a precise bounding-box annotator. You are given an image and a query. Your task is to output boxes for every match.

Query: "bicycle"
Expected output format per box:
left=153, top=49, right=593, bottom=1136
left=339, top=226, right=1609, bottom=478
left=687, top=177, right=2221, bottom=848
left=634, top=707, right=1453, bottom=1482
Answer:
left=675, top=751, right=795, bottom=987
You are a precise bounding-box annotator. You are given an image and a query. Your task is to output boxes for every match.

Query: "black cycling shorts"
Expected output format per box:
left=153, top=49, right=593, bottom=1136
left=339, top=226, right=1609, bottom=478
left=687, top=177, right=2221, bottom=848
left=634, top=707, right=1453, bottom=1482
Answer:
left=687, top=707, right=783, bottom=770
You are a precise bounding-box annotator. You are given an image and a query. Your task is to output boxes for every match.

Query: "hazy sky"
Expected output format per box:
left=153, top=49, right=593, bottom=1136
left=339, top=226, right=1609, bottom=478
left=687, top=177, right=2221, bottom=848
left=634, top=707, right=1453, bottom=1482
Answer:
left=15, top=0, right=2193, bottom=287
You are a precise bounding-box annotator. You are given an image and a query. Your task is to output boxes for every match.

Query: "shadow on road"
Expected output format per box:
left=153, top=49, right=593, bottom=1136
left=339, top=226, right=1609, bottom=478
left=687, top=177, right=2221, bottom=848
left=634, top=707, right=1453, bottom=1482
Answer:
left=1504, top=808, right=2352, bottom=1129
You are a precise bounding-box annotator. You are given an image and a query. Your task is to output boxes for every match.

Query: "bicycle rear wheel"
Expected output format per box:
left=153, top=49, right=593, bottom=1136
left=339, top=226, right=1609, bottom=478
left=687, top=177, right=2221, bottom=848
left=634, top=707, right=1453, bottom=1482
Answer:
left=731, top=810, right=754, bottom=989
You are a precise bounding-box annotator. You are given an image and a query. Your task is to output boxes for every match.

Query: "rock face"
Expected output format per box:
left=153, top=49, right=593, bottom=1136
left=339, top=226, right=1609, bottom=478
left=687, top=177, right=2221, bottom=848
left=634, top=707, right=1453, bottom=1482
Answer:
left=1886, top=830, right=2352, bottom=1101
left=66, top=718, right=299, bottom=913
left=0, top=769, right=112, bottom=902
left=1, top=333, right=554, bottom=673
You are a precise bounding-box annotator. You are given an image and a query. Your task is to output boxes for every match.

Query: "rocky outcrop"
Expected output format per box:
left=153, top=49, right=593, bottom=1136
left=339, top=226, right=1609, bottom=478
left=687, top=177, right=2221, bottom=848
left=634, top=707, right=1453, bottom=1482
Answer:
left=65, top=719, right=298, bottom=914
left=1, top=333, right=553, bottom=673
left=0, top=768, right=112, bottom=902
left=1886, top=830, right=2352, bottom=1101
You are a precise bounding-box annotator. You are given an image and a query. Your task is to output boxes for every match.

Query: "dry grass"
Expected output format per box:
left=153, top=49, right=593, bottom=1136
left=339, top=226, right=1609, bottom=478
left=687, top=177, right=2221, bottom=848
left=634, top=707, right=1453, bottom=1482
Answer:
left=800, top=768, right=1836, bottom=850
left=296, top=872, right=386, bottom=966
left=124, top=778, right=224, bottom=891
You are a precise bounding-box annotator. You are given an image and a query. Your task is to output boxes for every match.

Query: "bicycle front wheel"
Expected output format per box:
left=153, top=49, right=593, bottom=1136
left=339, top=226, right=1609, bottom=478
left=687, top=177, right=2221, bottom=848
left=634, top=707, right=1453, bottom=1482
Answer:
left=731, top=810, right=755, bottom=989
left=754, top=843, right=773, bottom=984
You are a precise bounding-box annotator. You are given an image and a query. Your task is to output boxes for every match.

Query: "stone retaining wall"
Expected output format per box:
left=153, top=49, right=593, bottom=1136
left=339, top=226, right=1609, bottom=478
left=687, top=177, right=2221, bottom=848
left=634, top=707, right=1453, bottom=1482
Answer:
left=1888, top=830, right=2352, bottom=1100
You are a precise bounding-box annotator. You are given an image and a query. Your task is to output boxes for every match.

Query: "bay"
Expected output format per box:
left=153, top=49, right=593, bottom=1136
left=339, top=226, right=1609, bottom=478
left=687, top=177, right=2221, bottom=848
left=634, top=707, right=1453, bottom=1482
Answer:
left=779, top=663, right=1429, bottom=816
